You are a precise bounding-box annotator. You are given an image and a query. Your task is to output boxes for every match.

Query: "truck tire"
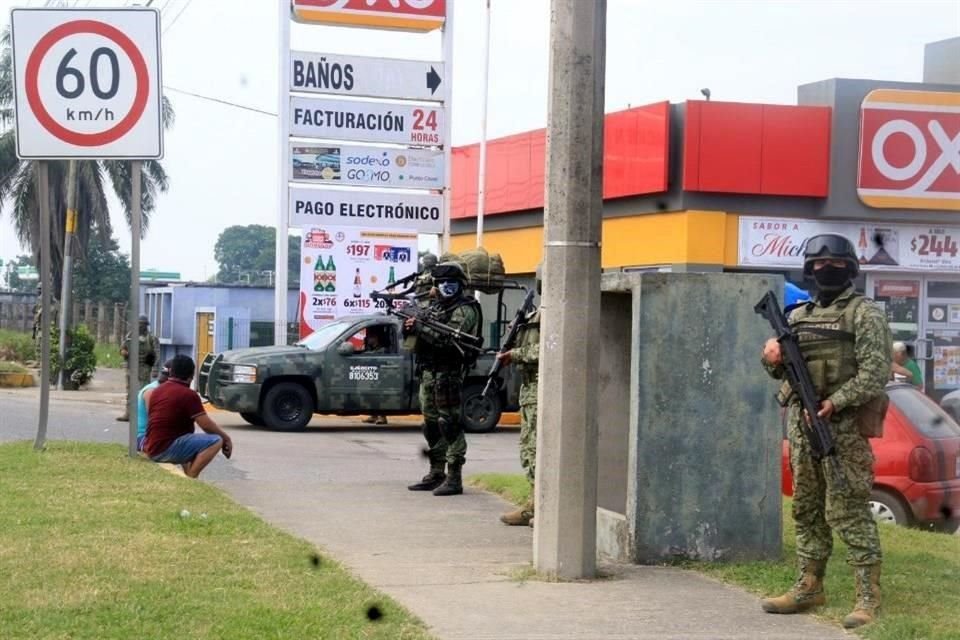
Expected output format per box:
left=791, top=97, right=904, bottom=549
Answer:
left=462, top=383, right=501, bottom=433
left=262, top=382, right=314, bottom=432
left=240, top=412, right=265, bottom=427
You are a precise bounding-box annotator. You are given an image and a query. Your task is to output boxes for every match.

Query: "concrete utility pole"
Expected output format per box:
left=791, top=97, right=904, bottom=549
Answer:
left=534, top=0, right=606, bottom=579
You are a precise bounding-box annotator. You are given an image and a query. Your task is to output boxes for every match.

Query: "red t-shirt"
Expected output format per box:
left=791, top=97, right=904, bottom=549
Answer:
left=144, top=378, right=206, bottom=457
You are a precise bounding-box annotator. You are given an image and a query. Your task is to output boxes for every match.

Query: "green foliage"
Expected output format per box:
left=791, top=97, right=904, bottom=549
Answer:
left=64, top=325, right=97, bottom=387
left=2, top=255, right=36, bottom=292
left=467, top=473, right=531, bottom=506
left=213, top=225, right=300, bottom=286
left=94, top=342, right=124, bottom=369
left=0, top=329, right=34, bottom=363
left=0, top=360, right=27, bottom=373
left=72, top=235, right=131, bottom=303
left=0, top=441, right=430, bottom=639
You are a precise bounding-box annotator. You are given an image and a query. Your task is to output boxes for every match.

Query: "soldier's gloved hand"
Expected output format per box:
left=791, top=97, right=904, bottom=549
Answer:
left=762, top=338, right=782, bottom=366
left=496, top=351, right=513, bottom=365
left=403, top=317, right=416, bottom=332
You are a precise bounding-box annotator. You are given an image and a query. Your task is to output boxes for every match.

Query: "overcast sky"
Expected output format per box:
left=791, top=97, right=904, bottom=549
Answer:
left=0, top=0, right=958, bottom=281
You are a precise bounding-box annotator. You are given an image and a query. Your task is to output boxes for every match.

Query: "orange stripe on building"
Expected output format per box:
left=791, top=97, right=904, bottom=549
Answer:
left=863, top=89, right=960, bottom=107
left=860, top=195, right=960, bottom=211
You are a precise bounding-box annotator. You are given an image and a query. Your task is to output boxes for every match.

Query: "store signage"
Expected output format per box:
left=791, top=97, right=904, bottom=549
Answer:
left=291, top=52, right=443, bottom=101
left=857, top=89, right=960, bottom=211
left=299, top=226, right=417, bottom=337
left=739, top=216, right=960, bottom=273
left=292, top=0, right=446, bottom=32
left=289, top=185, right=443, bottom=233
left=290, top=95, right=444, bottom=146
left=291, top=143, right=444, bottom=189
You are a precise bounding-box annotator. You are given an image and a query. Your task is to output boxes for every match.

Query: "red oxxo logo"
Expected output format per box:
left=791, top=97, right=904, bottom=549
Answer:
left=857, top=89, right=960, bottom=211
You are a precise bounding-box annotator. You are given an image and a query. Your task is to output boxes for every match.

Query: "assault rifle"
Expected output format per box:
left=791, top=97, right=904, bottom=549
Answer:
left=369, top=291, right=483, bottom=357
left=754, top=290, right=846, bottom=488
left=482, top=287, right=537, bottom=399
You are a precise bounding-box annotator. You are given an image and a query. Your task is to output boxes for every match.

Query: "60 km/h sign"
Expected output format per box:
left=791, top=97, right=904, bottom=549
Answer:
left=11, top=9, right=162, bottom=159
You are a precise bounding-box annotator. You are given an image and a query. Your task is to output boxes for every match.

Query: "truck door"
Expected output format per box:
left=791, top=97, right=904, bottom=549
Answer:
left=326, top=320, right=410, bottom=413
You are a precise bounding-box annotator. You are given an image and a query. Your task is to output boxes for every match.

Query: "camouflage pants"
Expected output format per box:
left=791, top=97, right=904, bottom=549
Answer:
left=788, top=405, right=881, bottom=566
left=419, top=368, right=467, bottom=467
left=519, top=391, right=538, bottom=490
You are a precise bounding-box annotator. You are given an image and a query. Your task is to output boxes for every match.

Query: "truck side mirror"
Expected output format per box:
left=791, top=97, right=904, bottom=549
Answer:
left=337, top=342, right=356, bottom=356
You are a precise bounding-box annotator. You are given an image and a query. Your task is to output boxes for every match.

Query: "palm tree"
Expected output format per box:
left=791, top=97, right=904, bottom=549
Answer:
left=0, top=27, right=175, bottom=294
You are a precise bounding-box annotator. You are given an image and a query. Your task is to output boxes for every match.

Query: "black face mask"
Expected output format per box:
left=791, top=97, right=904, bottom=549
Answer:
left=813, top=264, right=852, bottom=292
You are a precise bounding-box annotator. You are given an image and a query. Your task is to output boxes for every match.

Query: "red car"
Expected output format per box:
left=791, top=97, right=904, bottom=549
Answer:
left=781, top=383, right=960, bottom=533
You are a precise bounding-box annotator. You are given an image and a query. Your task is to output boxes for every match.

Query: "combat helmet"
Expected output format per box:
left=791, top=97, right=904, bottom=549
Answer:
left=420, top=252, right=438, bottom=271
left=431, top=262, right=467, bottom=283
left=803, top=233, right=859, bottom=278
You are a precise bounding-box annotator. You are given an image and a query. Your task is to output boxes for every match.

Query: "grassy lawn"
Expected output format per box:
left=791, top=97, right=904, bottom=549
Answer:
left=1, top=441, right=431, bottom=640
left=94, top=343, right=124, bottom=369
left=468, top=472, right=960, bottom=640
left=0, top=329, right=34, bottom=363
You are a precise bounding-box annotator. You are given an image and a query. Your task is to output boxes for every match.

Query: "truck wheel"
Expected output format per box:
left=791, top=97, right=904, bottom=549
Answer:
left=462, top=384, right=501, bottom=433
left=240, top=412, right=265, bottom=427
left=262, top=382, right=314, bottom=431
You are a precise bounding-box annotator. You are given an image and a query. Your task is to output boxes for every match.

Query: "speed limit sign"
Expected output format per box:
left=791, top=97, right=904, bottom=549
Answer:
left=11, top=8, right=162, bottom=159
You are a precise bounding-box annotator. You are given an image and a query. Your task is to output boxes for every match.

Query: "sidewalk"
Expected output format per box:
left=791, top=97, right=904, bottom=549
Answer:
left=210, top=424, right=850, bottom=640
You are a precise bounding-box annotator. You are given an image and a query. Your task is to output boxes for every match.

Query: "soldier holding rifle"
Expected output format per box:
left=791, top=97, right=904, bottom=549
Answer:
left=759, top=234, right=891, bottom=629
left=402, top=262, right=482, bottom=497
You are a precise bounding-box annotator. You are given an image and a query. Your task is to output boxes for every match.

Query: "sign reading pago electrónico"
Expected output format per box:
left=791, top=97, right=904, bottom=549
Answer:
left=289, top=185, right=443, bottom=234
left=10, top=8, right=162, bottom=159
left=857, top=89, right=960, bottom=212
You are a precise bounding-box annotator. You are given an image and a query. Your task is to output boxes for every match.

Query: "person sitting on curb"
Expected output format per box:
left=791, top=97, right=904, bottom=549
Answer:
left=136, top=359, right=172, bottom=453
left=143, top=355, right=233, bottom=478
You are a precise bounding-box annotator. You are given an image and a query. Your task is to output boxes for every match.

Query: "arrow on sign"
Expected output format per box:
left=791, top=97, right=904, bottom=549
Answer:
left=426, top=66, right=442, bottom=95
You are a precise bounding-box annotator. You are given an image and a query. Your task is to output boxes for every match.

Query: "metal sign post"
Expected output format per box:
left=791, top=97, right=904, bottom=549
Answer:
left=34, top=162, right=51, bottom=451
left=11, top=8, right=163, bottom=456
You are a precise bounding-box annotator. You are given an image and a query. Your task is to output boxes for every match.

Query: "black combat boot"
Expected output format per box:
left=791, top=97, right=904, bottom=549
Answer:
left=408, top=463, right=446, bottom=491
left=433, top=463, right=463, bottom=496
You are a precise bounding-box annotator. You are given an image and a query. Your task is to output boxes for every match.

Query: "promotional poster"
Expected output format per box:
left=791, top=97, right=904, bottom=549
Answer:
left=299, top=227, right=418, bottom=338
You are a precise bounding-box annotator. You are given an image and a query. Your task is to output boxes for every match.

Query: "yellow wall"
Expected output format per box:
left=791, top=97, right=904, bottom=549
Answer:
left=451, top=210, right=740, bottom=273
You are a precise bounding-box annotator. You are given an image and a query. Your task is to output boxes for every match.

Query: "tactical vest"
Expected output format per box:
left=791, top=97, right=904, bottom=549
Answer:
left=415, top=296, right=482, bottom=368
left=515, top=309, right=540, bottom=386
left=789, top=295, right=863, bottom=398
left=780, top=293, right=888, bottom=437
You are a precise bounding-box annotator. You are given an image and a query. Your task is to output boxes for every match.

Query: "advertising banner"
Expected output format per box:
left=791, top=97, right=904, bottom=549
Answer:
left=291, top=143, right=444, bottom=189
left=739, top=216, right=960, bottom=273
left=299, top=226, right=418, bottom=338
left=290, top=95, right=443, bottom=146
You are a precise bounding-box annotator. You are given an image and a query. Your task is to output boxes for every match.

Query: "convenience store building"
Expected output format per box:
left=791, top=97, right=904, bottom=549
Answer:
left=448, top=69, right=960, bottom=400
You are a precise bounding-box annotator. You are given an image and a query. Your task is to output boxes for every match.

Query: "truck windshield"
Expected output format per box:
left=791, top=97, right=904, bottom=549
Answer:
left=296, top=321, right=352, bottom=351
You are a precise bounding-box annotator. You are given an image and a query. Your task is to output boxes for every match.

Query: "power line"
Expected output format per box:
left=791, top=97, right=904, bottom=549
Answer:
left=163, top=85, right=278, bottom=117
left=163, top=0, right=193, bottom=35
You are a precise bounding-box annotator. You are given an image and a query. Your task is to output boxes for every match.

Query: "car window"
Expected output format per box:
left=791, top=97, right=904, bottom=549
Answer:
left=888, top=386, right=960, bottom=439
left=296, top=321, right=352, bottom=351
left=343, top=324, right=396, bottom=355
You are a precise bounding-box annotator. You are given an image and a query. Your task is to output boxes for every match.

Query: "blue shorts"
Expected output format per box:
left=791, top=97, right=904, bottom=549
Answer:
left=150, top=433, right=222, bottom=464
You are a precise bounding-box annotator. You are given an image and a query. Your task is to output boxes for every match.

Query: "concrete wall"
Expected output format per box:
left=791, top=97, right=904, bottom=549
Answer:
left=924, top=37, right=960, bottom=84
left=596, top=290, right=633, bottom=513
left=599, top=272, right=783, bottom=563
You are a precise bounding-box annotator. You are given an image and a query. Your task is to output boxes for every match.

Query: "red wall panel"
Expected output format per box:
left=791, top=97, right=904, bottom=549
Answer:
left=451, top=102, right=669, bottom=219
left=682, top=100, right=831, bottom=197
left=760, top=105, right=831, bottom=196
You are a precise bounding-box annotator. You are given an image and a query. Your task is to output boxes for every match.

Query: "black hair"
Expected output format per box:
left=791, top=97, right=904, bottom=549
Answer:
left=170, top=354, right=195, bottom=380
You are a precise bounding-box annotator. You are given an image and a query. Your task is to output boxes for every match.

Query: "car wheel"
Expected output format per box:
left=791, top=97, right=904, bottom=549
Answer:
left=262, top=382, right=314, bottom=432
left=461, top=384, right=501, bottom=434
left=239, top=412, right=265, bottom=427
left=869, top=489, right=912, bottom=527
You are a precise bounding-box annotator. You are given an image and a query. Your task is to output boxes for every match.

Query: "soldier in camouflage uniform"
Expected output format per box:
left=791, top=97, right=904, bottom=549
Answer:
left=499, top=267, right=541, bottom=526
left=760, top=234, right=891, bottom=629
left=414, top=252, right=437, bottom=308
left=117, top=316, right=159, bottom=422
left=32, top=282, right=60, bottom=361
left=405, top=262, right=481, bottom=496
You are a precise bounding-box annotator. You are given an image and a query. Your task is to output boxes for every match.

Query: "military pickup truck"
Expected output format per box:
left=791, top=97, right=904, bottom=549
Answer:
left=198, top=313, right=519, bottom=433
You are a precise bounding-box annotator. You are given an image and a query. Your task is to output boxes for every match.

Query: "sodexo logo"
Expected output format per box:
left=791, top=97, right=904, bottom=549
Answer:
left=857, top=89, right=960, bottom=211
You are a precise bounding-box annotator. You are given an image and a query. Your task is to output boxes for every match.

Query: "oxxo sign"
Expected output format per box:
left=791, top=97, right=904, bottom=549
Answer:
left=857, top=89, right=960, bottom=211
left=293, top=0, right=446, bottom=31
left=11, top=8, right=162, bottom=159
